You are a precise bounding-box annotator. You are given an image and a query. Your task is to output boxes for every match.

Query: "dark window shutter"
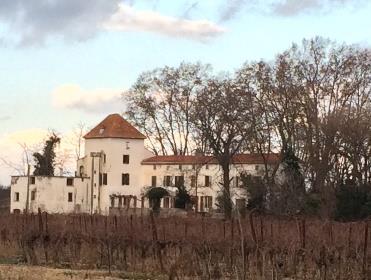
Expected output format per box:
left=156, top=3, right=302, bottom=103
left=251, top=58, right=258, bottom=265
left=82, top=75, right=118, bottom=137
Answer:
left=122, top=173, right=130, bottom=185
left=103, top=173, right=107, bottom=185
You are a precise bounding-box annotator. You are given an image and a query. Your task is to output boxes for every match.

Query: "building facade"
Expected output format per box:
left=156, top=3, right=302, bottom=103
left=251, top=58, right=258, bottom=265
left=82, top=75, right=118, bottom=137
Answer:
left=10, top=114, right=279, bottom=215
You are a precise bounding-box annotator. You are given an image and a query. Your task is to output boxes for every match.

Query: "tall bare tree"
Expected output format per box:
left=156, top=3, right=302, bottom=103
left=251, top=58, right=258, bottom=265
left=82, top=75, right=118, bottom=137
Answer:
left=191, top=77, right=254, bottom=218
left=125, top=62, right=210, bottom=155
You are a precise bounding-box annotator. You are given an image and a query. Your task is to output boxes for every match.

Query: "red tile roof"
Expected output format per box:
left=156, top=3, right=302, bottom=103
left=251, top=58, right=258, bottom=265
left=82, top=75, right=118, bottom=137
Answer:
left=141, top=153, right=280, bottom=165
left=142, top=155, right=214, bottom=165
left=84, top=114, right=146, bottom=140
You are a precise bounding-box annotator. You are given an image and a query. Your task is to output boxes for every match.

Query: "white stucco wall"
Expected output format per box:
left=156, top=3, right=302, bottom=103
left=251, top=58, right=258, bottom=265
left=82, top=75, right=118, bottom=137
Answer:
left=10, top=133, right=279, bottom=214
left=10, top=176, right=89, bottom=214
left=81, top=138, right=153, bottom=214
left=140, top=162, right=270, bottom=210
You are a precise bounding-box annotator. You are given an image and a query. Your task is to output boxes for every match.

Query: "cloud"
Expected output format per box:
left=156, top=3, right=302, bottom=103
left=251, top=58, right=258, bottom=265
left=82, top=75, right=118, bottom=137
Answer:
left=182, top=2, right=200, bottom=18
left=215, top=0, right=367, bottom=21
left=0, top=0, right=120, bottom=46
left=270, top=0, right=367, bottom=16
left=218, top=0, right=248, bottom=22
left=0, top=0, right=225, bottom=45
left=51, top=84, right=123, bottom=113
left=104, top=3, right=226, bottom=42
left=0, top=116, right=11, bottom=121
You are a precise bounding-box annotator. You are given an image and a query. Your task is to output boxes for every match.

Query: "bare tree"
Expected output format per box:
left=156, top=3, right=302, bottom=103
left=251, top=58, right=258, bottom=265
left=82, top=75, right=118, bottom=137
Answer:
left=125, top=62, right=211, bottom=155
left=191, top=77, right=254, bottom=218
left=64, top=122, right=87, bottom=163
left=0, top=142, right=35, bottom=175
left=236, top=38, right=371, bottom=216
left=72, top=122, right=87, bottom=161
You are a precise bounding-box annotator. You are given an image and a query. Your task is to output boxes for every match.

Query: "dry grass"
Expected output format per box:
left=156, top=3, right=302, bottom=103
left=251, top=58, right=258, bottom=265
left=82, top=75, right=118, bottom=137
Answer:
left=0, top=264, right=167, bottom=280
left=0, top=211, right=370, bottom=279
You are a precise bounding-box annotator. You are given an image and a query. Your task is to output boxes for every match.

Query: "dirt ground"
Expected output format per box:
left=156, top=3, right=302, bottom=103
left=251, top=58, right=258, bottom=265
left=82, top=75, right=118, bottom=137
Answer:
left=0, top=265, right=166, bottom=280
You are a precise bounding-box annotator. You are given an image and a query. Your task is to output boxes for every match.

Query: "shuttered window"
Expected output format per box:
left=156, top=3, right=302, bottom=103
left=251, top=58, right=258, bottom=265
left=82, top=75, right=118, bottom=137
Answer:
left=175, top=176, right=184, bottom=187
left=164, top=176, right=172, bottom=187
left=123, top=155, right=130, bottom=164
left=122, top=173, right=130, bottom=185
left=151, top=176, right=157, bottom=187
left=205, top=176, right=211, bottom=187
left=103, top=173, right=108, bottom=185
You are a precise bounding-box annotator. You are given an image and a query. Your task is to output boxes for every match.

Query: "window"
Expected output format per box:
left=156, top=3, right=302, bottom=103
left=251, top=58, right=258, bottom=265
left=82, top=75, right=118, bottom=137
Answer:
left=190, top=175, right=196, bottom=188
left=153, top=165, right=157, bottom=170
left=123, top=154, right=130, bottom=164
left=205, top=164, right=209, bottom=170
left=175, top=176, right=184, bottom=187
left=235, top=176, right=240, bottom=188
left=200, top=196, right=212, bottom=211
left=66, top=178, right=74, bottom=186
left=164, top=176, right=172, bottom=187
left=126, top=141, right=130, bottom=150
left=163, top=197, right=170, bottom=208
left=179, top=165, right=182, bottom=170
left=68, top=192, right=73, bottom=202
left=255, top=165, right=259, bottom=171
left=122, top=173, right=130, bottom=185
left=205, top=176, right=211, bottom=187
left=14, top=192, right=19, bottom=202
left=103, top=173, right=108, bottom=185
left=151, top=176, right=157, bottom=187
left=31, top=190, right=36, bottom=201
left=79, top=166, right=84, bottom=177
left=206, top=196, right=213, bottom=208
left=30, top=176, right=35, bottom=185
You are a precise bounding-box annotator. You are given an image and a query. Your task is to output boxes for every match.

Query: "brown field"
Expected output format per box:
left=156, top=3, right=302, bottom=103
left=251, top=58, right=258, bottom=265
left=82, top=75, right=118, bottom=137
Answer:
left=0, top=211, right=370, bottom=279
left=0, top=264, right=168, bottom=280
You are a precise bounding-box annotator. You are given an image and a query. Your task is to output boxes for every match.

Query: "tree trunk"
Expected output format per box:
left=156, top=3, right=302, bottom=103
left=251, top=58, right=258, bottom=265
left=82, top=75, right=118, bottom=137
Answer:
left=222, top=162, right=233, bottom=219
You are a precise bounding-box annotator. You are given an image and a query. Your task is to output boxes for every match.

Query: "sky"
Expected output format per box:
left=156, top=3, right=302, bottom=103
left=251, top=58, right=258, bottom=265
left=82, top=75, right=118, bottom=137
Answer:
left=0, top=0, right=370, bottom=185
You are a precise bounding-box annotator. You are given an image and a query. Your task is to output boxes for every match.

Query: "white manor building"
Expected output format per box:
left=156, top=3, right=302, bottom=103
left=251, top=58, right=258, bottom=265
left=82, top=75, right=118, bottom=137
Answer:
left=10, top=114, right=279, bottom=215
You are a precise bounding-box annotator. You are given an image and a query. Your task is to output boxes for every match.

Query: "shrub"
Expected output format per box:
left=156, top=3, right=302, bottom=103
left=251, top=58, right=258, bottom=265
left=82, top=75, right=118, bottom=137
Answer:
left=174, top=185, right=191, bottom=209
left=335, top=182, right=371, bottom=221
left=145, top=187, right=169, bottom=214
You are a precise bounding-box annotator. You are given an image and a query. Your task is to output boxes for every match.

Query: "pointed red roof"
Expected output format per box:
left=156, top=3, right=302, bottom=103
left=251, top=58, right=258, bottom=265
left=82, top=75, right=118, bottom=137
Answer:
left=84, top=114, right=146, bottom=140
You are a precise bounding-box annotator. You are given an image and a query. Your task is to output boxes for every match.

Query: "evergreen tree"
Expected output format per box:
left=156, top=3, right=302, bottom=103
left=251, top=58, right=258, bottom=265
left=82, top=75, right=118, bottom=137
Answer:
left=33, top=133, right=60, bottom=176
left=174, top=185, right=191, bottom=209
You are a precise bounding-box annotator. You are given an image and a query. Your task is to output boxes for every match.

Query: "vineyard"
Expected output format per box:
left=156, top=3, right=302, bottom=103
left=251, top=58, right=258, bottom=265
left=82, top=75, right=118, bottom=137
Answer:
left=0, top=211, right=370, bottom=280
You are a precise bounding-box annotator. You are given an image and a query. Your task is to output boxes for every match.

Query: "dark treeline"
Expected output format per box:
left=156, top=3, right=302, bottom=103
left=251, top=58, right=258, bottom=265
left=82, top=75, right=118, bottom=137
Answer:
left=125, top=37, right=371, bottom=220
